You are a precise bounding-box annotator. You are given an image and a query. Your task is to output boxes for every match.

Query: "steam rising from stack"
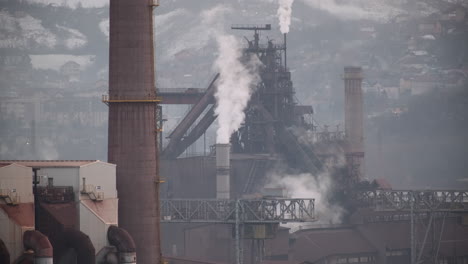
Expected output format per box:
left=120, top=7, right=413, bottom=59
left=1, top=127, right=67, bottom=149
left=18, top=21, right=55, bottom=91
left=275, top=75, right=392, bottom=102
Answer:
left=277, top=0, right=294, bottom=34
left=213, top=35, right=261, bottom=144
left=212, top=34, right=261, bottom=199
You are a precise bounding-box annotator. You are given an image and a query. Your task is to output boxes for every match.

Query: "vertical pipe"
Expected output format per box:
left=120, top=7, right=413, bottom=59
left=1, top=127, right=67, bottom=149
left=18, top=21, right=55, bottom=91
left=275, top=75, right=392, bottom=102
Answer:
left=344, top=66, right=364, bottom=180
left=216, top=144, right=231, bottom=199
left=108, top=0, right=161, bottom=263
left=235, top=200, right=240, bottom=264
left=33, top=168, right=39, bottom=227
left=284, top=33, right=287, bottom=70
left=410, top=192, right=415, bottom=264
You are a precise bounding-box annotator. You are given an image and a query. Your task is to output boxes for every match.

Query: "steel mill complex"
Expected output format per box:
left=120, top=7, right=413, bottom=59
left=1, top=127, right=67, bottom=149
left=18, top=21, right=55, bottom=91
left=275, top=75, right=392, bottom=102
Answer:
left=0, top=1, right=467, bottom=264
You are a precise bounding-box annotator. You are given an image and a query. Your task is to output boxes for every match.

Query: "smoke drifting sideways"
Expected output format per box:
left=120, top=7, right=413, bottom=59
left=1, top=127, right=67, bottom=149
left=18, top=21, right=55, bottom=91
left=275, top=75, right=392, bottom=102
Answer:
left=277, top=0, right=294, bottom=34
left=267, top=171, right=344, bottom=226
left=213, top=35, right=262, bottom=144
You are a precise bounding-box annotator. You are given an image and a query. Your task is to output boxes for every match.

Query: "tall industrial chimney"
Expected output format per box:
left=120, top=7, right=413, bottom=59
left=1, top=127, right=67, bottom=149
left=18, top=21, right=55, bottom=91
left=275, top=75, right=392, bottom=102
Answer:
left=344, top=66, right=364, bottom=181
left=216, top=144, right=231, bottom=199
left=108, top=1, right=161, bottom=263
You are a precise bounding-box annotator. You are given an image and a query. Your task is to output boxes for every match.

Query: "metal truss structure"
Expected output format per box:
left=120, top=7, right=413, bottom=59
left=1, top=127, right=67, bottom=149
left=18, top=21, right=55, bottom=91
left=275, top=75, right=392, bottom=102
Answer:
left=356, top=190, right=468, bottom=212
left=355, top=190, right=468, bottom=264
left=161, top=198, right=315, bottom=264
left=160, top=198, right=315, bottom=223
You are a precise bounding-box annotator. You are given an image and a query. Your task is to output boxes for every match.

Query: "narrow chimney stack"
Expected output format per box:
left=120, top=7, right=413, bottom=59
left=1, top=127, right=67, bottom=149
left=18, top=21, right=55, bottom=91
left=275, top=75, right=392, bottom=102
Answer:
left=344, top=66, right=365, bottom=180
left=216, top=144, right=231, bottom=199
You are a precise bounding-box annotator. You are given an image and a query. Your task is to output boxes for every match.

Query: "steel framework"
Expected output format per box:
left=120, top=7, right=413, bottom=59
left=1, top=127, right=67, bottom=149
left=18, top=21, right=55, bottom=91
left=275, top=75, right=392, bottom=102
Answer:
left=356, top=190, right=468, bottom=212
left=160, top=198, right=315, bottom=223
left=161, top=198, right=315, bottom=264
left=355, top=190, right=468, bottom=264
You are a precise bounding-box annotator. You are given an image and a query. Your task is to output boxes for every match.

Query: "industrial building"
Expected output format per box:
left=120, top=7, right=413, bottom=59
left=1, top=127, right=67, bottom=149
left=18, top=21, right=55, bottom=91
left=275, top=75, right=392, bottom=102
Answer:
left=0, top=160, right=137, bottom=263
left=155, top=25, right=468, bottom=264
left=1, top=1, right=468, bottom=264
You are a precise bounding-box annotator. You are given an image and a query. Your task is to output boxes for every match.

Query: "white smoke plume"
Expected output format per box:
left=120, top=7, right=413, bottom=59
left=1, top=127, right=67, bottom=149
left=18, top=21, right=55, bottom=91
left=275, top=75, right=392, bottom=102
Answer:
left=267, top=171, right=344, bottom=225
left=301, top=0, right=368, bottom=20
left=277, top=0, right=294, bottom=34
left=300, top=0, right=407, bottom=22
left=213, top=35, right=261, bottom=144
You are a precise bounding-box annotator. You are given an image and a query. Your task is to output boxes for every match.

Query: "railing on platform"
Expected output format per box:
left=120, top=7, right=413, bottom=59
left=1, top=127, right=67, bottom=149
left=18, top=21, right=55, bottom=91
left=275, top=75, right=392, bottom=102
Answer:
left=356, top=190, right=468, bottom=212
left=161, top=198, right=315, bottom=223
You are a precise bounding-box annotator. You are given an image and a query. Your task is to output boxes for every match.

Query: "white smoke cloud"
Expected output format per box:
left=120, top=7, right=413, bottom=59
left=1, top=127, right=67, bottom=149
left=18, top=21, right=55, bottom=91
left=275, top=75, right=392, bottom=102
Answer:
left=213, top=35, right=261, bottom=144
left=301, top=0, right=368, bottom=20
left=157, top=5, right=230, bottom=62
left=277, top=0, right=294, bottom=34
left=300, top=0, right=407, bottom=22
left=266, top=171, right=344, bottom=225
left=38, top=138, right=59, bottom=160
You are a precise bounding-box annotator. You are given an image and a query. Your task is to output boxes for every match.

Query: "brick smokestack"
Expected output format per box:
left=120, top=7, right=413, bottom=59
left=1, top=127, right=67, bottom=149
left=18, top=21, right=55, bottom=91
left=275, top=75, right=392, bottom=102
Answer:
left=344, top=66, right=364, bottom=181
left=108, top=0, right=161, bottom=263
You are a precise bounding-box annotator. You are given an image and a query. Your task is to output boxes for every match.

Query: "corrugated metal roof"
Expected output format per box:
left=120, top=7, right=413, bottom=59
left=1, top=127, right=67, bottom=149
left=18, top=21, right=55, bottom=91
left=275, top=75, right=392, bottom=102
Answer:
left=0, top=160, right=99, bottom=168
left=0, top=203, right=34, bottom=227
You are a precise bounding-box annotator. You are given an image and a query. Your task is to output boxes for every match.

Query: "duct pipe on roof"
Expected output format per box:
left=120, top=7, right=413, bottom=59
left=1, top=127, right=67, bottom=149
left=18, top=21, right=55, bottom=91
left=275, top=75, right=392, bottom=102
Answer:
left=61, top=229, right=95, bottom=264
left=216, top=144, right=231, bottom=199
left=23, top=230, right=53, bottom=264
left=0, top=238, right=10, bottom=264
left=107, top=225, right=137, bottom=264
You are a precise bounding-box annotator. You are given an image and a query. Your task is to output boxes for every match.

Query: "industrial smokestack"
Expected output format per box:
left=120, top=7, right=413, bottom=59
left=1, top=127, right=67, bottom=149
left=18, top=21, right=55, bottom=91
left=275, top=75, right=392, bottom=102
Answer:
left=284, top=33, right=287, bottom=69
left=344, top=66, right=364, bottom=180
left=216, top=144, right=231, bottom=199
left=108, top=0, right=161, bottom=263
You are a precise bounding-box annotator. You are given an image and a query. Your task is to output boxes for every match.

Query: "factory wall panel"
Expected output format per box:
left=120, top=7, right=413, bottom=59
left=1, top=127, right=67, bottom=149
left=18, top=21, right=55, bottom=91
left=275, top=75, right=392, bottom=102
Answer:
left=79, top=201, right=113, bottom=254
left=161, top=157, right=216, bottom=199
left=0, top=208, right=33, bottom=262
left=79, top=162, right=117, bottom=200
left=0, top=164, right=33, bottom=203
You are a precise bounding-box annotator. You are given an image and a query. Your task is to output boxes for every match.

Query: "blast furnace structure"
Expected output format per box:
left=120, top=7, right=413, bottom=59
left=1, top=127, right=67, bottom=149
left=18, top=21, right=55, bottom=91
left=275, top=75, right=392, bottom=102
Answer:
left=156, top=25, right=468, bottom=264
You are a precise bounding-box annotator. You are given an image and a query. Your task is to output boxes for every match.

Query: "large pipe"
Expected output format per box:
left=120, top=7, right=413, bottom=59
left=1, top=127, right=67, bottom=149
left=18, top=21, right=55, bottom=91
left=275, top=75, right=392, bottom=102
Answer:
left=23, top=230, right=53, bottom=264
left=15, top=253, right=34, bottom=264
left=61, top=229, right=96, bottom=264
left=107, top=225, right=137, bottom=264
left=0, top=238, right=10, bottom=264
left=344, top=66, right=365, bottom=180
left=216, top=144, right=231, bottom=199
